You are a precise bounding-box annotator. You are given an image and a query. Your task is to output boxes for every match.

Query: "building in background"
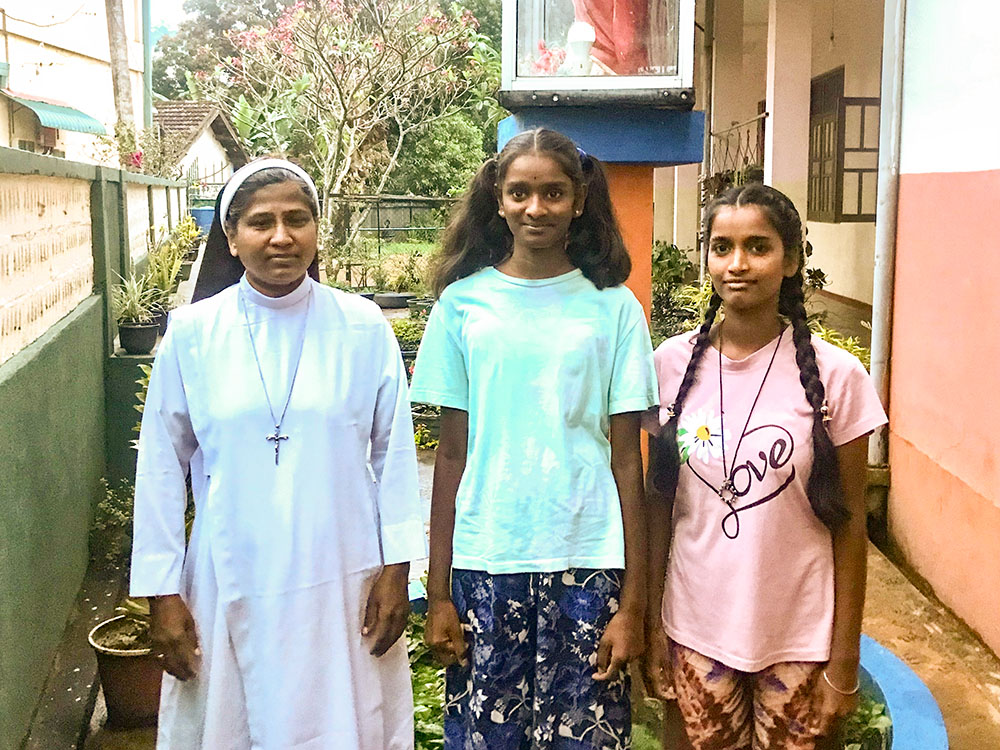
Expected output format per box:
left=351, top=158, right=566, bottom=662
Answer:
left=655, top=0, right=883, bottom=323
left=0, top=1, right=145, bottom=162
left=153, top=100, right=248, bottom=203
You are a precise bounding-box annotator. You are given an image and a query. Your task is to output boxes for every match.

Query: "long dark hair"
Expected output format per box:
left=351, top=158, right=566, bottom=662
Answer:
left=191, top=167, right=320, bottom=303
left=430, top=128, right=631, bottom=296
left=651, top=183, right=848, bottom=531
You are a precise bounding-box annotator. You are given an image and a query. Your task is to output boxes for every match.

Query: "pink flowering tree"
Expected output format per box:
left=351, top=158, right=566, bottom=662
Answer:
left=210, top=0, right=490, bottom=268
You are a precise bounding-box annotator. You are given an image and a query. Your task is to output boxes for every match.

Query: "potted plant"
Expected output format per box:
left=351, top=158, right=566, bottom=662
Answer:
left=145, top=243, right=182, bottom=304
left=173, top=214, right=202, bottom=262
left=112, top=274, right=159, bottom=354
left=407, top=297, right=434, bottom=319
left=87, top=479, right=162, bottom=728
left=390, top=318, right=425, bottom=356
left=88, top=597, right=162, bottom=728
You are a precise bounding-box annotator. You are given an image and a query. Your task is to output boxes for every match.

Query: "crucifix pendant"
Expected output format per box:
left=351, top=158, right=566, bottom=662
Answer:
left=266, top=427, right=289, bottom=465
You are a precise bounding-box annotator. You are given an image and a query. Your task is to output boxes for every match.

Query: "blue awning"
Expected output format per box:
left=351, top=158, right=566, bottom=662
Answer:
left=3, top=91, right=106, bottom=135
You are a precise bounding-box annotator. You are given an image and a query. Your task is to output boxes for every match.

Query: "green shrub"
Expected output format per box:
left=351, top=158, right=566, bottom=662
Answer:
left=392, top=318, right=426, bottom=351
left=651, top=242, right=694, bottom=290
left=407, top=612, right=445, bottom=749
left=838, top=693, right=891, bottom=749
left=811, top=322, right=872, bottom=370
left=90, top=478, right=135, bottom=566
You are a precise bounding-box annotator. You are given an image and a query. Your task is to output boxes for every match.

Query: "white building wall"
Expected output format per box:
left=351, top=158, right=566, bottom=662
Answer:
left=179, top=129, right=234, bottom=184
left=803, top=0, right=884, bottom=304
left=899, top=2, right=1000, bottom=175
left=1, top=0, right=145, bottom=163
left=804, top=221, right=876, bottom=304
left=653, top=167, right=675, bottom=244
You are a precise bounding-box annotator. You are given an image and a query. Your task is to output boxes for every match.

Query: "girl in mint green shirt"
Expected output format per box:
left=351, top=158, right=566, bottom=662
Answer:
left=410, top=128, right=657, bottom=749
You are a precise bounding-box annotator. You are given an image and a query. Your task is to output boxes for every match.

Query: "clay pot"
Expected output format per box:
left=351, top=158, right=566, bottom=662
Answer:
left=88, top=616, right=162, bottom=728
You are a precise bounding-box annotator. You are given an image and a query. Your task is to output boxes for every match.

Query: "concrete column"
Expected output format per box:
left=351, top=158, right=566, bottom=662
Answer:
left=764, top=0, right=812, bottom=216
left=712, top=0, right=746, bottom=136
left=605, top=164, right=653, bottom=319
left=674, top=163, right=701, bottom=253
left=653, top=167, right=676, bottom=244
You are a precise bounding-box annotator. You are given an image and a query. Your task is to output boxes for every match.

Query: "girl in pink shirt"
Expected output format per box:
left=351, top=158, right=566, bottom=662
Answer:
left=642, top=184, right=886, bottom=748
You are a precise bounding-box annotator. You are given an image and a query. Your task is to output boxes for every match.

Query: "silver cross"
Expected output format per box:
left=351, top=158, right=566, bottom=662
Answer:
left=266, top=428, right=289, bottom=465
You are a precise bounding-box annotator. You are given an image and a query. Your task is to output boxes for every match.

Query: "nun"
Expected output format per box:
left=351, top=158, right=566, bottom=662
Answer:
left=130, top=158, right=425, bottom=749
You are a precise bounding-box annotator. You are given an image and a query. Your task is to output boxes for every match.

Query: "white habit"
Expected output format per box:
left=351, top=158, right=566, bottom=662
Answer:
left=130, top=276, right=425, bottom=749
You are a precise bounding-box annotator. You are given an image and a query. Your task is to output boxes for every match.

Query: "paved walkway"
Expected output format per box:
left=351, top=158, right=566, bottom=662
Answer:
left=864, top=544, right=1000, bottom=748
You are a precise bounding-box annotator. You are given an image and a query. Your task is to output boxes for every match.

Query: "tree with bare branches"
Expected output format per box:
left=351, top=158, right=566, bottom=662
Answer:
left=208, top=0, right=493, bottom=270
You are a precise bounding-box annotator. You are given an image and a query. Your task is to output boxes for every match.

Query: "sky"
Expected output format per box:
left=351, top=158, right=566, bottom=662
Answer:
left=152, top=0, right=190, bottom=32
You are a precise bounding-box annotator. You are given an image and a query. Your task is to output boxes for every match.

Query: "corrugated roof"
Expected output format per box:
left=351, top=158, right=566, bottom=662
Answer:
left=2, top=90, right=106, bottom=134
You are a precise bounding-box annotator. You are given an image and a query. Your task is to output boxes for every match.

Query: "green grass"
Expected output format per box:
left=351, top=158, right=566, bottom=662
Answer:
left=631, top=721, right=662, bottom=749
left=364, top=239, right=437, bottom=256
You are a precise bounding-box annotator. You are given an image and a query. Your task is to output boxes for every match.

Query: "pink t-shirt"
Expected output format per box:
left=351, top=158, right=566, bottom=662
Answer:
left=644, top=328, right=887, bottom=671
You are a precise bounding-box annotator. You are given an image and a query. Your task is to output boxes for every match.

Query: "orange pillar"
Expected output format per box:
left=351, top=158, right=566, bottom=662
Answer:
left=604, top=163, right=655, bottom=465
left=604, top=164, right=654, bottom=322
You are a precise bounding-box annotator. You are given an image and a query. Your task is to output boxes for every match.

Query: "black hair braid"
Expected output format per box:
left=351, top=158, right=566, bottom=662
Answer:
left=651, top=292, right=724, bottom=496
left=781, top=274, right=849, bottom=530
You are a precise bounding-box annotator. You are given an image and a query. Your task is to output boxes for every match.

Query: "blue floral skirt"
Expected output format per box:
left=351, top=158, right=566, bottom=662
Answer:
left=445, top=568, right=631, bottom=750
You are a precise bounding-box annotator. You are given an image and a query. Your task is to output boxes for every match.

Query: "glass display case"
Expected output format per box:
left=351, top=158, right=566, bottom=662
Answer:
left=500, top=0, right=695, bottom=108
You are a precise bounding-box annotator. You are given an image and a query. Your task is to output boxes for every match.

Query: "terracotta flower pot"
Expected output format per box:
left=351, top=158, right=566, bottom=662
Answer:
left=88, top=615, right=162, bottom=728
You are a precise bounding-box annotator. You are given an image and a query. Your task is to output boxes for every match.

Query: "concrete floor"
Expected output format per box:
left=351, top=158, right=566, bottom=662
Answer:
left=864, top=545, right=1000, bottom=748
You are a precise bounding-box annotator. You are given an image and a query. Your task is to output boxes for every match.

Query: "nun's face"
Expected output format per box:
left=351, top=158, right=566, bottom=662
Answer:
left=229, top=180, right=318, bottom=297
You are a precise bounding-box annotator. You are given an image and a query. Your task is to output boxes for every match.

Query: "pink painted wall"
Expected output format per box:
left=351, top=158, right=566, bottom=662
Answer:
left=889, top=169, right=1000, bottom=654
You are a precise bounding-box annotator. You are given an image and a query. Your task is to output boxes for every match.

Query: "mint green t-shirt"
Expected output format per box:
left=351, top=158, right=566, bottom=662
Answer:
left=409, top=266, right=658, bottom=573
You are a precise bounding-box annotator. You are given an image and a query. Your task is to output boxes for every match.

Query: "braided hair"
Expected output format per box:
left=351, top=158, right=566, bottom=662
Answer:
left=651, top=183, right=848, bottom=531
left=430, top=128, right=630, bottom=295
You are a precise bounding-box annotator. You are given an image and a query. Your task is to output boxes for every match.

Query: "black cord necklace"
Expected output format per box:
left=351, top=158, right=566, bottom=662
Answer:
left=716, top=324, right=785, bottom=508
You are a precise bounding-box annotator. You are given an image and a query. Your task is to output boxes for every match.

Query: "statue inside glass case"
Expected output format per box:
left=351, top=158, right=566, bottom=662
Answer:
left=518, top=0, right=677, bottom=79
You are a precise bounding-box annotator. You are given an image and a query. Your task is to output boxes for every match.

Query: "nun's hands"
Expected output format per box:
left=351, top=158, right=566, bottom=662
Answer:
left=149, top=594, right=200, bottom=681
left=363, top=563, right=411, bottom=657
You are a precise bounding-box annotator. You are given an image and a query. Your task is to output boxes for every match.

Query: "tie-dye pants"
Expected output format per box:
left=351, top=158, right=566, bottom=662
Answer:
left=671, top=641, right=838, bottom=749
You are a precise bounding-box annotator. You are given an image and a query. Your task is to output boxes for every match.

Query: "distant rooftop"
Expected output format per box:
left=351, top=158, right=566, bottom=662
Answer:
left=153, top=100, right=248, bottom=168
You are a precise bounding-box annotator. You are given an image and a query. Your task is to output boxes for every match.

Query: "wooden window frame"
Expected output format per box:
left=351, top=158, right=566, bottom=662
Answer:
left=808, top=67, right=880, bottom=223
left=839, top=97, right=879, bottom=222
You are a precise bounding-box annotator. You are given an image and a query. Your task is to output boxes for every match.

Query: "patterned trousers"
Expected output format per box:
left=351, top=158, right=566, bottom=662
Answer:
left=671, top=641, right=833, bottom=750
left=444, top=568, right=631, bottom=750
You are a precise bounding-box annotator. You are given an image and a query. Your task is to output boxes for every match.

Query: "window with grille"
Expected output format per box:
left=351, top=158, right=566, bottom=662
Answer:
left=808, top=67, right=880, bottom=223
